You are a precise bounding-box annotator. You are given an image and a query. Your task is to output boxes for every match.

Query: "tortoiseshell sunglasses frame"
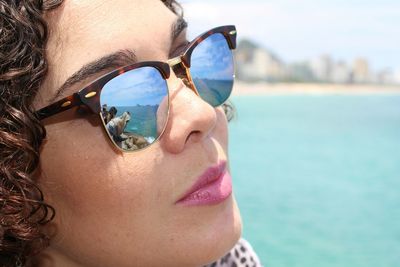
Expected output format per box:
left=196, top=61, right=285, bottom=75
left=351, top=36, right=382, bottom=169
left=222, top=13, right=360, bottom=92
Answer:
left=35, top=25, right=237, bottom=151
left=35, top=25, right=237, bottom=120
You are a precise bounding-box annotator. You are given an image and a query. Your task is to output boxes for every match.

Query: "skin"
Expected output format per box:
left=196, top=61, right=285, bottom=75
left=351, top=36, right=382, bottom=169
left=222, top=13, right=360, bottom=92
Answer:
left=32, top=0, right=242, bottom=266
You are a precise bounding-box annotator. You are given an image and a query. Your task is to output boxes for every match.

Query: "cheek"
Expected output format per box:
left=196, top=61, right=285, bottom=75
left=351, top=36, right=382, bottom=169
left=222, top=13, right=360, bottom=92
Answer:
left=36, top=105, right=237, bottom=265
left=38, top=118, right=155, bottom=219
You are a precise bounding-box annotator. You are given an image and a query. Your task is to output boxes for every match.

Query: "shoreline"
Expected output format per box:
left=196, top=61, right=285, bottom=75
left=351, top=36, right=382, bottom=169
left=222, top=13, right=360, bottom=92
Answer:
left=232, top=82, right=400, bottom=96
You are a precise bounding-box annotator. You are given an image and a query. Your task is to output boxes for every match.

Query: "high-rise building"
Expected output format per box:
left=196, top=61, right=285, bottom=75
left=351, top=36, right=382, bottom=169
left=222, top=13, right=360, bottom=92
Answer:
left=235, top=39, right=286, bottom=82
left=235, top=47, right=269, bottom=81
left=377, top=69, right=395, bottom=85
left=394, top=69, right=400, bottom=85
left=310, top=55, right=332, bottom=82
left=331, top=61, right=351, bottom=84
left=352, top=58, right=370, bottom=83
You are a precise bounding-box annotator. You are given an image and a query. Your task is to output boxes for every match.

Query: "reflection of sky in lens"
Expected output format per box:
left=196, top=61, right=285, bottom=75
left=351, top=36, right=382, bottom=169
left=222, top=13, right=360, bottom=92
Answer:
left=190, top=33, right=234, bottom=106
left=101, top=67, right=168, bottom=107
left=191, top=33, right=234, bottom=80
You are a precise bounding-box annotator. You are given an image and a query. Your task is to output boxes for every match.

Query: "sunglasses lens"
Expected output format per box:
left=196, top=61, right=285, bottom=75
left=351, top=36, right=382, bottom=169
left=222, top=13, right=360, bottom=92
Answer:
left=100, top=67, right=168, bottom=151
left=190, top=33, right=234, bottom=107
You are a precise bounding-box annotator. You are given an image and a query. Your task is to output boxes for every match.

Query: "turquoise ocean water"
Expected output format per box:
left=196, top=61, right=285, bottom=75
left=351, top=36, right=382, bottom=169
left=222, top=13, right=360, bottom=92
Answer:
left=228, top=94, right=400, bottom=267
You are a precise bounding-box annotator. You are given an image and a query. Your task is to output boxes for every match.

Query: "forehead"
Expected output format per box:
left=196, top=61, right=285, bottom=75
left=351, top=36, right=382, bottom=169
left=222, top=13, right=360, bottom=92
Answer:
left=41, top=0, right=177, bottom=101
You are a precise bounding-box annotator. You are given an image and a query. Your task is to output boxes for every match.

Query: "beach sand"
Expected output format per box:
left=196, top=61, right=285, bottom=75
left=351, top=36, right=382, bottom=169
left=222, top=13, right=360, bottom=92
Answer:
left=232, top=81, right=400, bottom=96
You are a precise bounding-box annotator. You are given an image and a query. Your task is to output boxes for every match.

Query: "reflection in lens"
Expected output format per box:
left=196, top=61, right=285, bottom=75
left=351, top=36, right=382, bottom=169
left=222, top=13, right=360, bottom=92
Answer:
left=190, top=33, right=234, bottom=107
left=100, top=67, right=168, bottom=151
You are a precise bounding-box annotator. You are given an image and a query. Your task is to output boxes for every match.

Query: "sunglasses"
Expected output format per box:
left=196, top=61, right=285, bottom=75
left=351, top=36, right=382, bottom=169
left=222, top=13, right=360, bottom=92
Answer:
left=35, top=25, right=237, bottom=152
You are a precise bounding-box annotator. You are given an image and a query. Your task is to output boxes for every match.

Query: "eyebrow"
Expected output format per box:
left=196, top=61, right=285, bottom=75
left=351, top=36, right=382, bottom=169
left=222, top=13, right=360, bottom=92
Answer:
left=49, top=17, right=188, bottom=103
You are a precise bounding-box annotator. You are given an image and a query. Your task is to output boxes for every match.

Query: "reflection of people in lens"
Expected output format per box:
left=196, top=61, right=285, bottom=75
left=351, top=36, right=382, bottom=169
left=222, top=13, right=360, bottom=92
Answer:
left=103, top=106, right=118, bottom=124
left=106, top=111, right=131, bottom=144
left=102, top=104, right=108, bottom=123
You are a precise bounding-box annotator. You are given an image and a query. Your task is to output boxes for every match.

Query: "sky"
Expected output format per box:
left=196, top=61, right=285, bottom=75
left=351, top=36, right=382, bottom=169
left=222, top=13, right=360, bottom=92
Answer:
left=181, top=0, right=400, bottom=72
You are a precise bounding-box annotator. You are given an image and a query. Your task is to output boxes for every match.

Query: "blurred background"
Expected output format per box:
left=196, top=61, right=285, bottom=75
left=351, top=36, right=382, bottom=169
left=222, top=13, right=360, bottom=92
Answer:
left=181, top=1, right=400, bottom=266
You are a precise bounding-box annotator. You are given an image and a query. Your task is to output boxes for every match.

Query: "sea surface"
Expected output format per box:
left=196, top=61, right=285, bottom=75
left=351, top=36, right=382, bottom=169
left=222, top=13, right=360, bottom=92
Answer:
left=114, top=105, right=158, bottom=138
left=228, top=94, right=400, bottom=267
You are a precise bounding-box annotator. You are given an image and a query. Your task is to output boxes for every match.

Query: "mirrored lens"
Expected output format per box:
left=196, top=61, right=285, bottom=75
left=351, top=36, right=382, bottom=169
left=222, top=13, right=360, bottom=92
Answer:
left=100, top=67, right=168, bottom=151
left=190, top=33, right=234, bottom=107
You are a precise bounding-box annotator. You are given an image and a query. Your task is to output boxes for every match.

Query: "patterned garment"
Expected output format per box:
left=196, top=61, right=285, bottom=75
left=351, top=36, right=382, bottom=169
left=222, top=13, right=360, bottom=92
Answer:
left=204, top=238, right=263, bottom=267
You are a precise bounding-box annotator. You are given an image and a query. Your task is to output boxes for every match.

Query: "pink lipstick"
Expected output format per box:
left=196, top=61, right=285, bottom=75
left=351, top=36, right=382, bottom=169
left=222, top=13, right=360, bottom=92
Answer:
left=176, top=161, right=232, bottom=206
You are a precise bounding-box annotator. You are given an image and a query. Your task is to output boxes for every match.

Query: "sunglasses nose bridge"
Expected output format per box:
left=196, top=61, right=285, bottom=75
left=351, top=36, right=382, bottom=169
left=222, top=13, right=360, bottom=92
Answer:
left=167, top=56, right=199, bottom=96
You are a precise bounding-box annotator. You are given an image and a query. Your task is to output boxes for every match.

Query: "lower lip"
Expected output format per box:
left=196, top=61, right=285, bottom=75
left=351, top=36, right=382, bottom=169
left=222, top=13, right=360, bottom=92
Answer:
left=176, top=171, right=233, bottom=207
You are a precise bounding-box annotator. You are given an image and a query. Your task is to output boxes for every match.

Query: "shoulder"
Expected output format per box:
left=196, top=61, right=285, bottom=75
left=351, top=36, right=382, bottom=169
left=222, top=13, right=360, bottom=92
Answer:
left=204, top=238, right=263, bottom=267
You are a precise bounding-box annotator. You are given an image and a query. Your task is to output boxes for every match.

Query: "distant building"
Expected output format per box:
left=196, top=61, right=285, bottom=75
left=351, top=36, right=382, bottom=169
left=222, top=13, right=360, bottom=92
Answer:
left=234, top=38, right=396, bottom=85
left=331, top=61, right=351, bottom=84
left=288, top=62, right=314, bottom=82
left=250, top=48, right=270, bottom=79
left=394, top=69, right=400, bottom=85
left=377, top=69, right=395, bottom=85
left=235, top=39, right=286, bottom=82
left=310, top=55, right=332, bottom=82
left=352, top=58, right=370, bottom=83
left=235, top=47, right=269, bottom=82
left=262, top=51, right=287, bottom=82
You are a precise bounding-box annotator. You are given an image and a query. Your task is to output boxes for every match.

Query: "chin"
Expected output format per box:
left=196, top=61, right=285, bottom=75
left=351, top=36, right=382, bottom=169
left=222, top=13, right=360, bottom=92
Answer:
left=183, top=195, right=243, bottom=267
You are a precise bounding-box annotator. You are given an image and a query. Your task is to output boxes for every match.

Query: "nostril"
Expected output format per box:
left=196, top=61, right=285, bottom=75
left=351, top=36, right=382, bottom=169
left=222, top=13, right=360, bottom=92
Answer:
left=185, top=130, right=202, bottom=144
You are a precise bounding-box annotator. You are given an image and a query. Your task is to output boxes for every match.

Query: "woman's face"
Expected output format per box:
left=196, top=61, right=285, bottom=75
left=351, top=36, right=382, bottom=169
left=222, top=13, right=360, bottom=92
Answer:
left=33, top=0, right=242, bottom=266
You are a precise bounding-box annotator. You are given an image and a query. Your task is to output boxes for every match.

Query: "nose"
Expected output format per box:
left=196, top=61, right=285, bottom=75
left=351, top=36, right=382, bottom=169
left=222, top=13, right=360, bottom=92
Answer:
left=159, top=77, right=218, bottom=154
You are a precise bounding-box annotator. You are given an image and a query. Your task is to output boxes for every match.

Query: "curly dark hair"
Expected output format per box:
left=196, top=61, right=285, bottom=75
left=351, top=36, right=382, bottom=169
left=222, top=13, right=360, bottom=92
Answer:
left=0, top=1, right=182, bottom=266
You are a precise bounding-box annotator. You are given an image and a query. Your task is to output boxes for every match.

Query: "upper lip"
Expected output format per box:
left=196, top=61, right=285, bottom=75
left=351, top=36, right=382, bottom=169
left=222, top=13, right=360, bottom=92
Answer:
left=176, top=161, right=227, bottom=202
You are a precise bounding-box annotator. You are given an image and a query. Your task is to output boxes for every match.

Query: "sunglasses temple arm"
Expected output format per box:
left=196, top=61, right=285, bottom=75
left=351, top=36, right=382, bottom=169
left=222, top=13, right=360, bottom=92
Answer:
left=34, top=93, right=83, bottom=120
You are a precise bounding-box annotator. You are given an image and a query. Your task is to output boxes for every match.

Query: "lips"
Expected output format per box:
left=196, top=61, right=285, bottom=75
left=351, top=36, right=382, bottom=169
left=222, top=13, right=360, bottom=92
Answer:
left=175, top=161, right=233, bottom=206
